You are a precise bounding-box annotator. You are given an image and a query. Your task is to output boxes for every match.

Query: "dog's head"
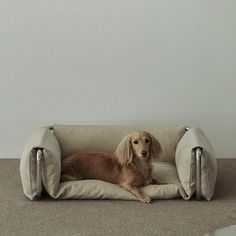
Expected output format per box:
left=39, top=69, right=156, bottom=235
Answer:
left=114, top=131, right=162, bottom=165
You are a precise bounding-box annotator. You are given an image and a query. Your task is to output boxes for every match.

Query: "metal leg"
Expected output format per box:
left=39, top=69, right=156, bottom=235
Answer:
left=35, top=149, right=43, bottom=200
left=196, top=148, right=202, bottom=200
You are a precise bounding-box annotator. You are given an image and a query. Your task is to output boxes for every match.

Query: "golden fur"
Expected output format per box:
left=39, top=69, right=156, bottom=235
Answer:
left=60, top=131, right=161, bottom=203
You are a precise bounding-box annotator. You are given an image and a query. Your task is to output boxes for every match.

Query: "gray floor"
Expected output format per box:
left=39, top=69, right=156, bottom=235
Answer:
left=0, top=159, right=236, bottom=236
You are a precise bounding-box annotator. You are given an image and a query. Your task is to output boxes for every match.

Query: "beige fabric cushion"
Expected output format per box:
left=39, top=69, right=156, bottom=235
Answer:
left=151, top=161, right=187, bottom=199
left=53, top=124, right=186, bottom=162
left=20, top=128, right=61, bottom=200
left=56, top=181, right=180, bottom=200
left=20, top=125, right=185, bottom=200
left=20, top=125, right=216, bottom=201
left=55, top=161, right=182, bottom=200
left=152, top=161, right=180, bottom=184
left=175, top=127, right=217, bottom=201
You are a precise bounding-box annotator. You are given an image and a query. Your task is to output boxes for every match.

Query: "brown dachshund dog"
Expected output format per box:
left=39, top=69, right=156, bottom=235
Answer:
left=60, top=131, right=161, bottom=203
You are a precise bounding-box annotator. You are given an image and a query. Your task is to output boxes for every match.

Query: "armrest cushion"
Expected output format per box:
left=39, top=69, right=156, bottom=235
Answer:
left=20, top=127, right=61, bottom=200
left=175, top=127, right=217, bottom=200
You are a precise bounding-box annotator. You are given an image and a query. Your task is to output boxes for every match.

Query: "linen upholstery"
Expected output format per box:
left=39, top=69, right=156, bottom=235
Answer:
left=53, top=124, right=186, bottom=162
left=55, top=160, right=181, bottom=200
left=20, top=127, right=61, bottom=200
left=20, top=124, right=216, bottom=201
left=175, top=127, right=217, bottom=200
left=152, top=161, right=180, bottom=184
left=52, top=125, right=186, bottom=200
left=56, top=180, right=180, bottom=200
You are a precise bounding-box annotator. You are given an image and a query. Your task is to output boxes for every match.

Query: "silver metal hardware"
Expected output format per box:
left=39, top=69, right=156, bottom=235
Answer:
left=196, top=148, right=202, bottom=200
left=49, top=126, right=54, bottom=133
left=35, top=149, right=43, bottom=199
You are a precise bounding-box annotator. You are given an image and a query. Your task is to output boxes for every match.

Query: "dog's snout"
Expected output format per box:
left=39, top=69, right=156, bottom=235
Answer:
left=141, top=151, right=147, bottom=156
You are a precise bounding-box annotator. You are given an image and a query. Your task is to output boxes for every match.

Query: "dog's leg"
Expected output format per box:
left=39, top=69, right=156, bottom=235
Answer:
left=120, top=183, right=151, bottom=203
left=60, top=175, right=79, bottom=182
left=61, top=162, right=82, bottom=182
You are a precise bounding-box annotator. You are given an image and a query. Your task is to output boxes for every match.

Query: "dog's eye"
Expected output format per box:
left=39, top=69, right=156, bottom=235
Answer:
left=133, top=140, right=138, bottom=144
left=145, top=139, right=150, bottom=143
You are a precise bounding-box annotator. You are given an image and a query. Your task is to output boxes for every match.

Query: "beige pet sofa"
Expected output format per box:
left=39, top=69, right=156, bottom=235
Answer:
left=20, top=124, right=217, bottom=202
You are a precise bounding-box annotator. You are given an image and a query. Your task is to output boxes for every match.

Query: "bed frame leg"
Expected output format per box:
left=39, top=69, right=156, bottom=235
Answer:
left=196, top=148, right=202, bottom=200
left=35, top=149, right=43, bottom=200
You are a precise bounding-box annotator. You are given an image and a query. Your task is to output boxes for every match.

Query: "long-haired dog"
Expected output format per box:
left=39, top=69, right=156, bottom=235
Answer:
left=60, top=131, right=161, bottom=203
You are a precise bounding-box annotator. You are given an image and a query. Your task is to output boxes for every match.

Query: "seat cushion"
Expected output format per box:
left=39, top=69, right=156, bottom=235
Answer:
left=54, top=161, right=182, bottom=200
left=55, top=181, right=181, bottom=200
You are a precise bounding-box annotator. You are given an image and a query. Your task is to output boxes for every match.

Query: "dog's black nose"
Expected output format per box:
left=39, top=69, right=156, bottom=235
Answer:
left=141, top=151, right=147, bottom=156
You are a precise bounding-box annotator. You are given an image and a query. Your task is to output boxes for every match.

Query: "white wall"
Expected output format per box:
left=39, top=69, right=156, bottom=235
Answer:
left=0, top=0, right=236, bottom=158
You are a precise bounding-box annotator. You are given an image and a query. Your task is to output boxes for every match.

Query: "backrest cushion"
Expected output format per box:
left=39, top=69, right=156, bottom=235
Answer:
left=53, top=124, right=186, bottom=162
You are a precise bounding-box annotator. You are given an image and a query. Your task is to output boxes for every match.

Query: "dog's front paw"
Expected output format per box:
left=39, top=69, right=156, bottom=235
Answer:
left=139, top=194, right=151, bottom=204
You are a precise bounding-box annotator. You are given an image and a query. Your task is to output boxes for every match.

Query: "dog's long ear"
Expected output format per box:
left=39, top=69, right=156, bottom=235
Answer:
left=149, top=133, right=162, bottom=160
left=114, top=134, right=133, bottom=165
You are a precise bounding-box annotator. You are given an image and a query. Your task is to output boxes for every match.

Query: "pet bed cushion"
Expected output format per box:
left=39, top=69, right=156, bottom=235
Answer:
left=56, top=180, right=180, bottom=200
left=175, top=127, right=217, bottom=200
left=20, top=125, right=216, bottom=201
left=20, top=125, right=186, bottom=201
left=55, top=160, right=182, bottom=200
